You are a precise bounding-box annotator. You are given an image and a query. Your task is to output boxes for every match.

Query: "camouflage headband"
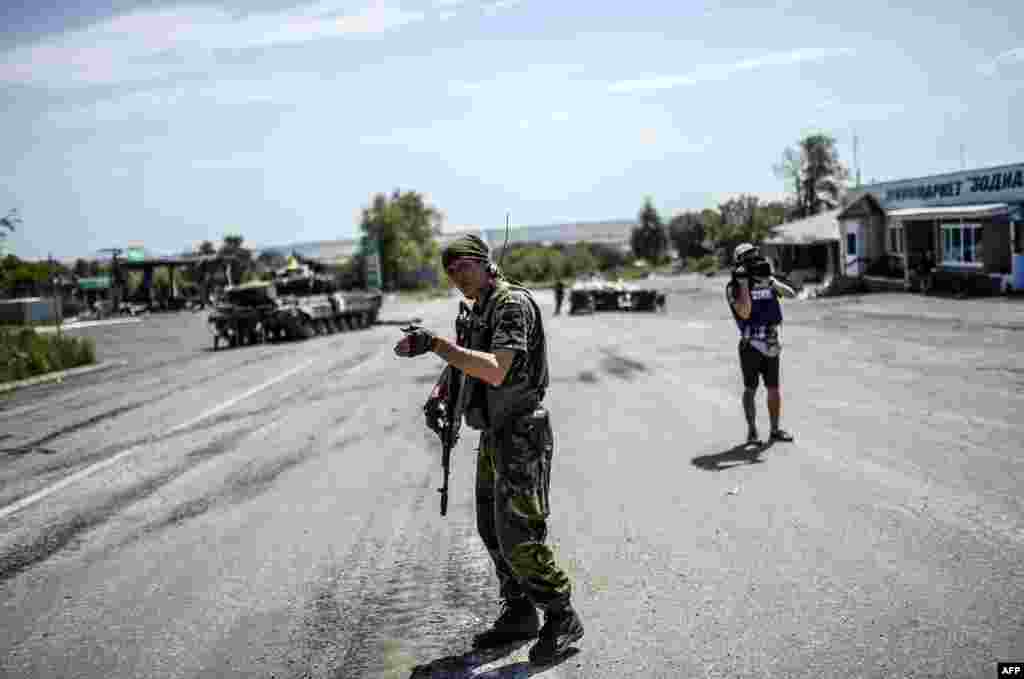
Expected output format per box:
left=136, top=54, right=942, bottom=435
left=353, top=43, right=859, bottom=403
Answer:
left=442, top=234, right=490, bottom=269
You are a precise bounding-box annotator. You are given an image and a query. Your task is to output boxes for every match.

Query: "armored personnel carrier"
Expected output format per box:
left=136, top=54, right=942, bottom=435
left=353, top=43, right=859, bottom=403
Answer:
left=568, top=273, right=666, bottom=315
left=208, top=258, right=383, bottom=350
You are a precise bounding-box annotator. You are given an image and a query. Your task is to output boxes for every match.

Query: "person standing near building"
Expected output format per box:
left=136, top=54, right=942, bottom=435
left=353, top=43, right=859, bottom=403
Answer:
left=726, top=243, right=797, bottom=444
left=393, top=234, right=584, bottom=664
left=553, top=279, right=565, bottom=315
left=917, top=250, right=936, bottom=294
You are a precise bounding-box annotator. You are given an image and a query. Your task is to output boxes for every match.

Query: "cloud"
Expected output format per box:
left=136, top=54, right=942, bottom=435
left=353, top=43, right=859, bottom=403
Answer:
left=978, top=47, right=1024, bottom=77
left=40, top=72, right=335, bottom=129
left=608, top=48, right=856, bottom=94
left=445, top=63, right=588, bottom=96
left=434, top=0, right=522, bottom=20
left=482, top=0, right=524, bottom=16
left=0, top=2, right=425, bottom=88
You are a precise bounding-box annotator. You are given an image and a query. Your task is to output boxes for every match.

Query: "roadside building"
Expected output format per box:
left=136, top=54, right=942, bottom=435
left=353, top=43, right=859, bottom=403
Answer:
left=838, top=162, right=1024, bottom=295
left=759, top=209, right=841, bottom=287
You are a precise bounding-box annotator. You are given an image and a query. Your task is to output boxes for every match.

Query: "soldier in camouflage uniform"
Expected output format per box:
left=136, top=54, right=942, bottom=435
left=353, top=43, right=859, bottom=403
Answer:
left=394, top=234, right=583, bottom=663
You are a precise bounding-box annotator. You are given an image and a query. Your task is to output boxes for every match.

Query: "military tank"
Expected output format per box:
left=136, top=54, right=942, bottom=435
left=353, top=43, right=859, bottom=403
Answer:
left=568, top=273, right=666, bottom=315
left=208, top=257, right=383, bottom=350
left=208, top=281, right=278, bottom=349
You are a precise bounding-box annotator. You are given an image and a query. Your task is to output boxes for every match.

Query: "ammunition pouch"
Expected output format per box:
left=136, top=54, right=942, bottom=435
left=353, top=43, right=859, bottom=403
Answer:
left=497, top=406, right=553, bottom=515
left=497, top=406, right=550, bottom=450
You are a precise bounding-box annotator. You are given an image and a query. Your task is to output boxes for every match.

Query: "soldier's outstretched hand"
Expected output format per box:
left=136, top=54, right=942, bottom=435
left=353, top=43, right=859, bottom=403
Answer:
left=395, top=325, right=436, bottom=358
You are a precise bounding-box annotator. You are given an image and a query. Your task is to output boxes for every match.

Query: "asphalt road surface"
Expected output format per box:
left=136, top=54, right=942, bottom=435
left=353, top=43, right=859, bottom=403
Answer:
left=1, top=280, right=1022, bottom=678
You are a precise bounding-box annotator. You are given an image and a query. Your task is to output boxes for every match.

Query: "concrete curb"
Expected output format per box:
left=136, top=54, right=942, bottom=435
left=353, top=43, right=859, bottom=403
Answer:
left=0, top=360, right=128, bottom=394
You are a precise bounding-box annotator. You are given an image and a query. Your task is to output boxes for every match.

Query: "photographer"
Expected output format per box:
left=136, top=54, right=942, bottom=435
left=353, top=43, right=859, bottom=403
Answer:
left=725, top=243, right=797, bottom=444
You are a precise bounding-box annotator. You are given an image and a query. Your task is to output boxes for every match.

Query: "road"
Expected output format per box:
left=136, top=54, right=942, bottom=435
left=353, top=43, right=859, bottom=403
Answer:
left=1, top=280, right=1022, bottom=678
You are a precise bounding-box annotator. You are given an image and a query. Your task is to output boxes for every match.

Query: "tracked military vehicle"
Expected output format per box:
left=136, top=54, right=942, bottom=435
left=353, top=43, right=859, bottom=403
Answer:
left=208, top=258, right=383, bottom=350
left=568, top=274, right=666, bottom=315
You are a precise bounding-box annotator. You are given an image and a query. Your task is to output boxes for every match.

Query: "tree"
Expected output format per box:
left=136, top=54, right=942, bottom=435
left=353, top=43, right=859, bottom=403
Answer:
left=218, top=233, right=253, bottom=283
left=772, top=147, right=804, bottom=219
left=72, top=258, right=102, bottom=278
left=629, top=197, right=669, bottom=264
left=0, top=209, right=19, bottom=238
left=668, top=211, right=710, bottom=260
left=583, top=242, right=627, bottom=272
left=0, top=256, right=51, bottom=298
left=197, top=240, right=216, bottom=256
left=359, top=189, right=442, bottom=290
left=707, top=194, right=784, bottom=262
left=776, top=134, right=851, bottom=219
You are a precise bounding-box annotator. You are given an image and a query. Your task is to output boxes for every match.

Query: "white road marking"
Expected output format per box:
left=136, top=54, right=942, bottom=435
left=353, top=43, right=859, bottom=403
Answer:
left=35, top=318, right=142, bottom=333
left=0, top=357, right=318, bottom=521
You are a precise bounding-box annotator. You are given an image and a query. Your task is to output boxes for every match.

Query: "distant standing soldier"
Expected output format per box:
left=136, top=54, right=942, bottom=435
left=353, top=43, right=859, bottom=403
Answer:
left=726, top=243, right=797, bottom=444
left=917, top=250, right=936, bottom=294
left=553, top=279, right=565, bottom=315
left=393, top=234, right=584, bottom=663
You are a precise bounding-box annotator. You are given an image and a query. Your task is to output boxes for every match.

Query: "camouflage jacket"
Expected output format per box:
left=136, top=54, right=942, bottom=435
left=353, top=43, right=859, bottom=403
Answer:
left=458, top=280, right=548, bottom=431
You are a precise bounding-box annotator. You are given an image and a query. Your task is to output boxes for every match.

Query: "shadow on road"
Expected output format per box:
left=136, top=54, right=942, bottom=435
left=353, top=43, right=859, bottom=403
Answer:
left=691, top=441, right=773, bottom=471
left=409, top=642, right=579, bottom=678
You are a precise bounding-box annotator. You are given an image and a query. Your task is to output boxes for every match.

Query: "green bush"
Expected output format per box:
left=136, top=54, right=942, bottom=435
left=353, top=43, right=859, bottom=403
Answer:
left=687, top=255, right=719, bottom=274
left=1, top=327, right=96, bottom=384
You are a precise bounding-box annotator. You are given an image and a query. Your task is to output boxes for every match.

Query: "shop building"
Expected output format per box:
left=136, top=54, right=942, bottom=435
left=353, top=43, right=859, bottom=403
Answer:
left=759, top=208, right=842, bottom=287
left=838, top=162, right=1024, bottom=294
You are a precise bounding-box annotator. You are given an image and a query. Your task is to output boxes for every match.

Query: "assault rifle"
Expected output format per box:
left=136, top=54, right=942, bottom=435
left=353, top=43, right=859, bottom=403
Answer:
left=421, top=302, right=470, bottom=516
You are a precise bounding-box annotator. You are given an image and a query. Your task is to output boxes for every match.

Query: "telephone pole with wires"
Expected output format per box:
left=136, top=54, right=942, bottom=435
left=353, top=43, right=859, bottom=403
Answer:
left=853, top=132, right=862, bottom=188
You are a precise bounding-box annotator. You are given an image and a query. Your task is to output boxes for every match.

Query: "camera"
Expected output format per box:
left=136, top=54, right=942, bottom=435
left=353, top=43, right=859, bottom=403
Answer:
left=733, top=256, right=772, bottom=282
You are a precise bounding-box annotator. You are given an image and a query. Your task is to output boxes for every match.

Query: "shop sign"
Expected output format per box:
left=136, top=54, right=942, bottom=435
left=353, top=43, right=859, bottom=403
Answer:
left=872, top=163, right=1024, bottom=208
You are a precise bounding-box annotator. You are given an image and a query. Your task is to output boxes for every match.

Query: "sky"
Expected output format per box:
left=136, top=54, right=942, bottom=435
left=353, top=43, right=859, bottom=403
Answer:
left=1, top=0, right=1022, bottom=260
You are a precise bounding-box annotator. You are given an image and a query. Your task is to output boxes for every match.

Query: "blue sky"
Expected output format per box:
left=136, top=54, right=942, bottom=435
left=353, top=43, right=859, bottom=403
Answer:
left=1, top=0, right=1022, bottom=260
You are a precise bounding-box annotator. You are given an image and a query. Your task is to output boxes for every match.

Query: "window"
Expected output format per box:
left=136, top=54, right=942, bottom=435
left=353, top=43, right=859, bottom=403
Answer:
left=847, top=232, right=857, bottom=256
left=888, top=224, right=905, bottom=254
left=941, top=222, right=984, bottom=266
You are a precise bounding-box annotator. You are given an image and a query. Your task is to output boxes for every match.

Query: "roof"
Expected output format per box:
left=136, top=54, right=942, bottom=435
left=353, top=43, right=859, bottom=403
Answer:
left=117, top=253, right=239, bottom=268
left=837, top=192, right=885, bottom=220
left=886, top=203, right=1010, bottom=220
left=763, top=209, right=841, bottom=245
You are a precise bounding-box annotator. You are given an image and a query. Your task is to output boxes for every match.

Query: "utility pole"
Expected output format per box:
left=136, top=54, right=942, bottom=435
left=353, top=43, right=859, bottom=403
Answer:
left=48, top=253, right=62, bottom=336
left=853, top=132, right=862, bottom=188
left=98, top=247, right=124, bottom=316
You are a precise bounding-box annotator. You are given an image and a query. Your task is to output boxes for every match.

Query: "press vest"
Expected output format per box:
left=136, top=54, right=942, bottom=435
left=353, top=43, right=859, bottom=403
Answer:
left=458, top=281, right=549, bottom=431
left=728, top=279, right=783, bottom=342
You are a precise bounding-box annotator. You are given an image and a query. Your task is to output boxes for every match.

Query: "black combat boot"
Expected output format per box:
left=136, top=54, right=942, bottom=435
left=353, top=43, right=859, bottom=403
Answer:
left=472, top=598, right=540, bottom=648
left=528, top=603, right=584, bottom=663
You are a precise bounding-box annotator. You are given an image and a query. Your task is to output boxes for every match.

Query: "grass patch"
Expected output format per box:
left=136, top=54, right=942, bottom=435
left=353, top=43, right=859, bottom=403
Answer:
left=1, top=326, right=96, bottom=384
left=685, top=255, right=720, bottom=275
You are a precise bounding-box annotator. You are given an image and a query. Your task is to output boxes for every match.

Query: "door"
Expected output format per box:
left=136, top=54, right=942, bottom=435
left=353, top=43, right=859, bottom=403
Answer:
left=845, top=221, right=862, bottom=276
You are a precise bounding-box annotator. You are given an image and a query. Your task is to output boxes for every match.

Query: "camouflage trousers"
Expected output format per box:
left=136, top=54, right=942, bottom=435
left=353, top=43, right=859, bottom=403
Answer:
left=475, top=407, right=573, bottom=611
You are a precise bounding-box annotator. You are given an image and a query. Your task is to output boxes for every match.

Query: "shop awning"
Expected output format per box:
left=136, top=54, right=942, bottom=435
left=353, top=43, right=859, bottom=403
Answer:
left=887, top=203, right=1009, bottom=221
